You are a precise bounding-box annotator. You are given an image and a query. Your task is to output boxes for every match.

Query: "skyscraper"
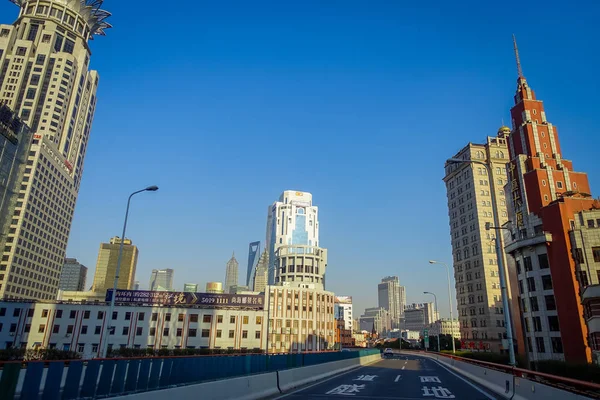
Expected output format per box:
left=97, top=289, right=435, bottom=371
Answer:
left=59, top=257, right=86, bottom=291
left=149, top=268, right=174, bottom=291
left=252, top=250, right=268, bottom=292
left=246, top=241, right=260, bottom=287
left=377, top=276, right=404, bottom=328
left=503, top=38, right=596, bottom=364
left=224, top=252, right=238, bottom=293
left=91, top=237, right=138, bottom=293
left=0, top=1, right=109, bottom=300
left=443, top=133, right=511, bottom=352
left=183, top=283, right=198, bottom=292
left=265, top=190, right=327, bottom=290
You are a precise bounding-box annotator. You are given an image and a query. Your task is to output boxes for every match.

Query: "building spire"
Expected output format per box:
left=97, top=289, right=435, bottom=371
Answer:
left=513, top=34, right=524, bottom=79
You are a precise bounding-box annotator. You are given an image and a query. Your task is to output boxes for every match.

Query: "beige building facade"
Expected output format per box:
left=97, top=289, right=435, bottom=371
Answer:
left=91, top=237, right=138, bottom=293
left=443, top=132, right=512, bottom=352
left=0, top=0, right=108, bottom=300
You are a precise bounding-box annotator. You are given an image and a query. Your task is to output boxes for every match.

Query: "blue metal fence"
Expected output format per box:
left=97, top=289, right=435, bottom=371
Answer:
left=0, top=349, right=379, bottom=399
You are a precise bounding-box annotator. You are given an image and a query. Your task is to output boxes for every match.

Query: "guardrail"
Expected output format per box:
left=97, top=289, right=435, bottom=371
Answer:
left=0, top=349, right=379, bottom=399
left=402, top=350, right=600, bottom=399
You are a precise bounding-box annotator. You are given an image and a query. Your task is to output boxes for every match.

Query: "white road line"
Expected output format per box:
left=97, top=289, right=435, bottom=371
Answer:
left=429, top=358, right=497, bottom=400
left=394, top=374, right=401, bottom=382
left=401, top=365, right=405, bottom=370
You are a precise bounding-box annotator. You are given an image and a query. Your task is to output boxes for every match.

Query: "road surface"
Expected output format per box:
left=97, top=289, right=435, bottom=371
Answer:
left=272, top=352, right=496, bottom=399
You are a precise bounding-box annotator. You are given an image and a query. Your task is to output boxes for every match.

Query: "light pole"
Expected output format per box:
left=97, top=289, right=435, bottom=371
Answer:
left=447, top=157, right=516, bottom=366
left=99, top=185, right=158, bottom=358
left=423, top=291, right=441, bottom=352
left=428, top=260, right=456, bottom=354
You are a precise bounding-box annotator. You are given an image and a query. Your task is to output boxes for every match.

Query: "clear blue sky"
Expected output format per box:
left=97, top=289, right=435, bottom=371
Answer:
left=2, top=1, right=599, bottom=318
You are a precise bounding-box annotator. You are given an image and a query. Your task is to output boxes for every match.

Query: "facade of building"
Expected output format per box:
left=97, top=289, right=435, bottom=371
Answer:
left=582, top=285, right=600, bottom=365
left=0, top=103, right=31, bottom=270
left=334, top=296, right=353, bottom=331
left=359, top=307, right=391, bottom=335
left=377, top=276, right=404, bottom=329
left=404, top=303, right=436, bottom=332
left=246, top=241, right=260, bottom=287
left=443, top=133, right=513, bottom=352
left=568, top=209, right=600, bottom=289
left=0, top=0, right=108, bottom=300
left=91, top=237, right=138, bottom=293
left=426, top=319, right=461, bottom=340
left=0, top=300, right=267, bottom=356
left=252, top=250, right=268, bottom=293
left=224, top=253, right=238, bottom=293
left=266, top=191, right=327, bottom=290
left=58, top=258, right=86, bottom=291
left=149, top=268, right=174, bottom=291
left=503, top=41, right=596, bottom=364
left=335, top=319, right=353, bottom=348
left=183, top=283, right=198, bottom=292
left=205, top=282, right=223, bottom=294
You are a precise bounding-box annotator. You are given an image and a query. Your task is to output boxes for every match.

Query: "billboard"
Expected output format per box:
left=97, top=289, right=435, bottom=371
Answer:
left=335, top=296, right=352, bottom=304
left=105, top=289, right=264, bottom=309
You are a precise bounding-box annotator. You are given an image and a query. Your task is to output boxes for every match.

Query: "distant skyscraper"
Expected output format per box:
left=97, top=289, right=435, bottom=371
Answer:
left=378, top=276, right=404, bottom=328
left=206, top=282, right=224, bottom=294
left=265, top=190, right=327, bottom=290
left=224, top=253, right=238, bottom=293
left=252, top=250, right=268, bottom=292
left=91, top=237, right=138, bottom=293
left=58, top=258, right=87, bottom=292
left=246, top=241, right=260, bottom=287
left=183, top=283, right=198, bottom=292
left=0, top=1, right=110, bottom=300
left=149, top=268, right=174, bottom=291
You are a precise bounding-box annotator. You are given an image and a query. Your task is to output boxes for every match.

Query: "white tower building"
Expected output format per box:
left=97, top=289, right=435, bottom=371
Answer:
left=265, top=190, right=327, bottom=290
left=0, top=0, right=110, bottom=300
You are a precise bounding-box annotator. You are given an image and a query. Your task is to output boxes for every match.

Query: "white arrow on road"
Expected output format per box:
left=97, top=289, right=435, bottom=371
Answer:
left=395, top=375, right=402, bottom=382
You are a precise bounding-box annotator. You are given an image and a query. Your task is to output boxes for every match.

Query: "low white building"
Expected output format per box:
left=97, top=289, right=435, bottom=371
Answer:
left=426, top=319, right=461, bottom=340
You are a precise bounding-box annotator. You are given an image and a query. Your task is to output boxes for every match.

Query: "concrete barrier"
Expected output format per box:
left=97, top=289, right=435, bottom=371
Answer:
left=112, top=372, right=280, bottom=400
left=512, top=376, right=592, bottom=400
left=278, top=353, right=381, bottom=392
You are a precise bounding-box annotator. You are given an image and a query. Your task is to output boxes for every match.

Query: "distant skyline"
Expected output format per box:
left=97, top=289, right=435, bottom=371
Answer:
left=2, top=1, right=598, bottom=316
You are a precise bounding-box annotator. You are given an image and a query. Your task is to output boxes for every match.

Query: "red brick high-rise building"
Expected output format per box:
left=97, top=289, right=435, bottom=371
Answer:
left=503, top=37, right=596, bottom=364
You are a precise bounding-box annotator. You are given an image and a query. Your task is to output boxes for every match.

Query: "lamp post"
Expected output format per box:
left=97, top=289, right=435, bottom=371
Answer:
left=423, top=291, right=441, bottom=352
left=99, top=185, right=158, bottom=358
left=428, top=260, right=456, bottom=354
left=447, top=157, right=516, bottom=366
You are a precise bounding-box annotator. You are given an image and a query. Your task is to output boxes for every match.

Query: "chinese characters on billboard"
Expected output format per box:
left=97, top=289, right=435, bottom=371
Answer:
left=105, top=290, right=264, bottom=309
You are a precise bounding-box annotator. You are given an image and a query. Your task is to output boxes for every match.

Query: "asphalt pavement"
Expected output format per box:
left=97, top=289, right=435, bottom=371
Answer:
left=271, top=352, right=497, bottom=400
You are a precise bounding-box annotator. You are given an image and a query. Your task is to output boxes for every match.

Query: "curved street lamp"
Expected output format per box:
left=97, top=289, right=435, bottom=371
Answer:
left=99, top=186, right=158, bottom=358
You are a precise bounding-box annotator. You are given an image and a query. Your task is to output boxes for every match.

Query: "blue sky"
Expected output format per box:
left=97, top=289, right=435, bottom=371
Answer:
left=2, top=1, right=599, bottom=318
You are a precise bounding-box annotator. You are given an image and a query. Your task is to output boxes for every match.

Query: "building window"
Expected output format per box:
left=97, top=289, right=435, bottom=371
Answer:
left=592, top=247, right=600, bottom=263
left=201, top=329, right=209, bottom=338
left=541, top=275, right=553, bottom=290
left=138, top=313, right=145, bottom=321
left=189, top=329, right=197, bottom=337
left=42, top=309, right=49, bottom=318
left=530, top=296, right=539, bottom=312
left=228, top=330, right=235, bottom=338
left=136, top=327, right=143, bottom=336
left=125, top=312, right=131, bottom=320
left=92, top=344, right=99, bottom=353
left=556, top=181, right=563, bottom=189
left=216, top=330, right=222, bottom=338
left=37, top=324, right=46, bottom=333
left=527, top=277, right=536, bottom=292
left=122, top=327, right=129, bottom=335
left=163, top=328, right=169, bottom=336
left=165, top=313, right=171, bottom=322
left=524, top=257, right=533, bottom=272
left=203, top=315, right=211, bottom=323
left=242, top=330, right=248, bottom=338
left=81, top=326, right=88, bottom=334
left=535, top=337, right=546, bottom=353
left=67, top=325, right=74, bottom=334
left=230, top=316, right=236, bottom=324
left=217, top=315, right=223, bottom=323
left=551, top=337, right=564, bottom=353
left=94, top=326, right=101, bottom=334
left=243, top=316, right=249, bottom=324
left=548, top=316, right=560, bottom=331
left=176, top=328, right=183, bottom=337
left=112, top=311, right=118, bottom=320
left=178, top=314, right=184, bottom=322
left=538, top=254, right=549, bottom=269
left=97, top=311, right=104, bottom=320
left=53, top=325, right=60, bottom=334
left=533, top=317, right=542, bottom=332
left=70, top=310, right=76, bottom=319
left=255, top=331, right=261, bottom=339
left=256, top=316, right=262, bottom=324
left=149, top=328, right=156, bottom=336
left=545, top=295, right=557, bottom=311
left=77, top=344, right=85, bottom=353
left=190, top=314, right=198, bottom=322
left=574, top=248, right=585, bottom=263
left=152, top=313, right=158, bottom=322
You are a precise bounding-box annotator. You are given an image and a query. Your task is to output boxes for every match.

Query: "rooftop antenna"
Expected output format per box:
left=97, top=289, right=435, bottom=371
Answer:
left=513, top=34, right=524, bottom=78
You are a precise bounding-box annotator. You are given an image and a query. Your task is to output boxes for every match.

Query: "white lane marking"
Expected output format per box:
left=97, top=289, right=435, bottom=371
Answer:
left=401, top=365, right=405, bottom=370
left=394, top=374, right=402, bottom=382
left=428, top=357, right=496, bottom=400
left=271, top=360, right=381, bottom=399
